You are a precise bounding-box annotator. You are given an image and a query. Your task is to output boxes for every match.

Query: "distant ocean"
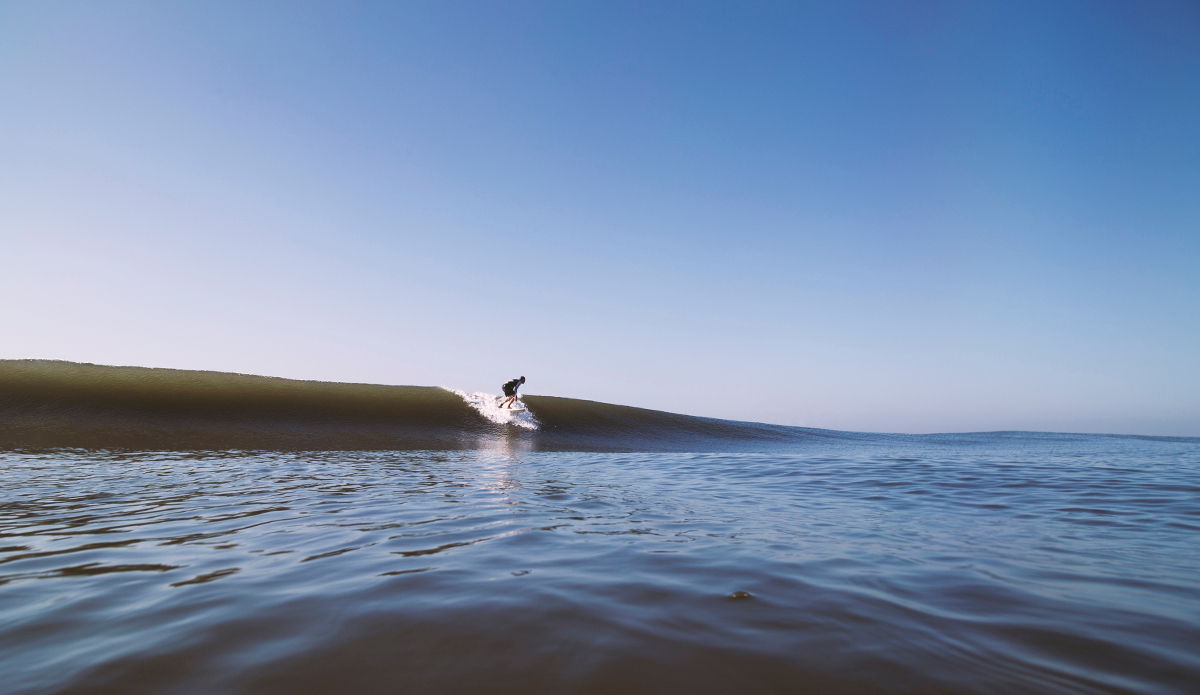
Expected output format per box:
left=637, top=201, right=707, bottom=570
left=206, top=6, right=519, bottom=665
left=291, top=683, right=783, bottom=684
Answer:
left=3, top=360, right=1198, bottom=694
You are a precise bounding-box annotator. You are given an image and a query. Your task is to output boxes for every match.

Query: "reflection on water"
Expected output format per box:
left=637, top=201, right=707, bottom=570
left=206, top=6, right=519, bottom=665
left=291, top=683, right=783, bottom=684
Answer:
left=1, top=442, right=1199, bottom=694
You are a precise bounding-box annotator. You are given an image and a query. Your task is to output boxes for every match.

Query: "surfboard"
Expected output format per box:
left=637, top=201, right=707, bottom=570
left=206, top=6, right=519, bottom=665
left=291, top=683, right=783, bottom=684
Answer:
left=503, top=407, right=527, bottom=414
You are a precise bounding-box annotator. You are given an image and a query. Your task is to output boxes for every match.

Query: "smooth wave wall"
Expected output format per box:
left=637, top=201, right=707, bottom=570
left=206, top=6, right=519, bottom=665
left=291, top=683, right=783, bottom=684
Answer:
left=11, top=360, right=1182, bottom=453
left=0, top=360, right=491, bottom=450
left=0, top=360, right=847, bottom=452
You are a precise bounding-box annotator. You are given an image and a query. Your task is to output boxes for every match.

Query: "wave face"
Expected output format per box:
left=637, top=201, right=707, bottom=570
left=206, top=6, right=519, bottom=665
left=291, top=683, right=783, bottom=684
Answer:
left=4, top=361, right=1193, bottom=453
left=0, top=360, right=490, bottom=451
left=0, top=360, right=876, bottom=452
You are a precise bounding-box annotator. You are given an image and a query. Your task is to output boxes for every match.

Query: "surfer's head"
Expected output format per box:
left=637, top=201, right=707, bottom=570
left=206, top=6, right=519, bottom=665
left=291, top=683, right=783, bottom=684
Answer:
left=519, top=376, right=525, bottom=383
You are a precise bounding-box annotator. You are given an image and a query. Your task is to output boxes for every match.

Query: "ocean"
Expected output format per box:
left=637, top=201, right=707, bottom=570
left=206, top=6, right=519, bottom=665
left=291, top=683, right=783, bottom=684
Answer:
left=2, top=361, right=1198, bottom=694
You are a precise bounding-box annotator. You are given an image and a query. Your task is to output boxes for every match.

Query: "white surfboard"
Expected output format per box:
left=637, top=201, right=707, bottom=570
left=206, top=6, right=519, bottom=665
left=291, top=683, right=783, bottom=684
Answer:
left=495, top=398, right=526, bottom=412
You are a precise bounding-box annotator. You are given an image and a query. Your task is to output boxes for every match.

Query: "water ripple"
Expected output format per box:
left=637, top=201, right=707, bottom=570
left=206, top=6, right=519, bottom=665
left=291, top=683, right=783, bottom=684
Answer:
left=1, top=441, right=1198, bottom=694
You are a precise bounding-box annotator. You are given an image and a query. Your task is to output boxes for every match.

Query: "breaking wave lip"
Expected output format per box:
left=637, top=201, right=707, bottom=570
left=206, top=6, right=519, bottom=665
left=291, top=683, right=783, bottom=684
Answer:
left=442, top=388, right=539, bottom=430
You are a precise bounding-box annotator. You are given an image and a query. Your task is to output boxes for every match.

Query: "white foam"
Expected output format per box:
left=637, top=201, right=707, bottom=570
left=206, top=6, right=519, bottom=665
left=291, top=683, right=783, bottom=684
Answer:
left=443, top=388, right=540, bottom=430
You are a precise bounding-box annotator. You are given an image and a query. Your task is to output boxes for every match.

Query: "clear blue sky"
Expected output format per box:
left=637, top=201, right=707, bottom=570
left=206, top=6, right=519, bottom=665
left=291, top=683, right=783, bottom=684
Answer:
left=3, top=1, right=1198, bottom=435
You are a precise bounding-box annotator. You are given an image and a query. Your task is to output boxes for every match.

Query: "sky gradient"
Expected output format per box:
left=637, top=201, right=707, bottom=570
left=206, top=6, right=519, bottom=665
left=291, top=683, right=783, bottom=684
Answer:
left=3, top=1, right=1198, bottom=435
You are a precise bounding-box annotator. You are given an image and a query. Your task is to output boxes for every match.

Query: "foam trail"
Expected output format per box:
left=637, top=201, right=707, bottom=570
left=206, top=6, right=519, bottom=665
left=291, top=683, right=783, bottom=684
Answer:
left=444, top=388, right=539, bottom=430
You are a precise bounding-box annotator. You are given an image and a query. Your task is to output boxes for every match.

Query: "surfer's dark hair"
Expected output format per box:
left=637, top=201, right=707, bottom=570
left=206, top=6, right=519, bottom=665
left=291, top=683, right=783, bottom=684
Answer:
left=520, top=376, right=525, bottom=381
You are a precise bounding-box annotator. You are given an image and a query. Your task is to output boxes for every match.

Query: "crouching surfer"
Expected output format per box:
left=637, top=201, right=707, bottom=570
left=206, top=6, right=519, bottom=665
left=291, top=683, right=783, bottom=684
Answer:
left=499, top=376, right=525, bottom=409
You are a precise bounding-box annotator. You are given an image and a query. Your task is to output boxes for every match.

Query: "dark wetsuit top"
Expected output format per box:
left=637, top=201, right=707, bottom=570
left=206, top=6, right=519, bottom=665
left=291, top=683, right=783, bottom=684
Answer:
left=502, top=379, right=522, bottom=397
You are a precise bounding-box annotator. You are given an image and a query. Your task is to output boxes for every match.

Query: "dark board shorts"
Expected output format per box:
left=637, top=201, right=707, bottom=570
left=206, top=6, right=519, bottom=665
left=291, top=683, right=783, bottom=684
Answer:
left=503, top=385, right=515, bottom=397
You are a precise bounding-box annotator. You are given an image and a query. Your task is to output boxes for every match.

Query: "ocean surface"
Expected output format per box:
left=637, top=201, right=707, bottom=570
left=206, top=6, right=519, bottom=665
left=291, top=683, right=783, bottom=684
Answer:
left=2, top=361, right=1199, bottom=694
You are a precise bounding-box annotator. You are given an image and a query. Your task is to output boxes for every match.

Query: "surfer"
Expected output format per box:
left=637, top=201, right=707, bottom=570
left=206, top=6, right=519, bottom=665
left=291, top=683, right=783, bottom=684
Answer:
left=499, top=376, right=525, bottom=409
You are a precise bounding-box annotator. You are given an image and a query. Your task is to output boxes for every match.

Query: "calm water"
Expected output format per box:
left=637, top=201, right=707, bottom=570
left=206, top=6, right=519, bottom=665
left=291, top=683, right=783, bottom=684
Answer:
left=2, top=437, right=1199, bottom=694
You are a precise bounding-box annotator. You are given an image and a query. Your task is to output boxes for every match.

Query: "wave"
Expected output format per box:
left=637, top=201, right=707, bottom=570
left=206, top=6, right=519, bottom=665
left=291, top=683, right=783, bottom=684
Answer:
left=3, top=360, right=1193, bottom=452
left=0, top=360, right=850, bottom=452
